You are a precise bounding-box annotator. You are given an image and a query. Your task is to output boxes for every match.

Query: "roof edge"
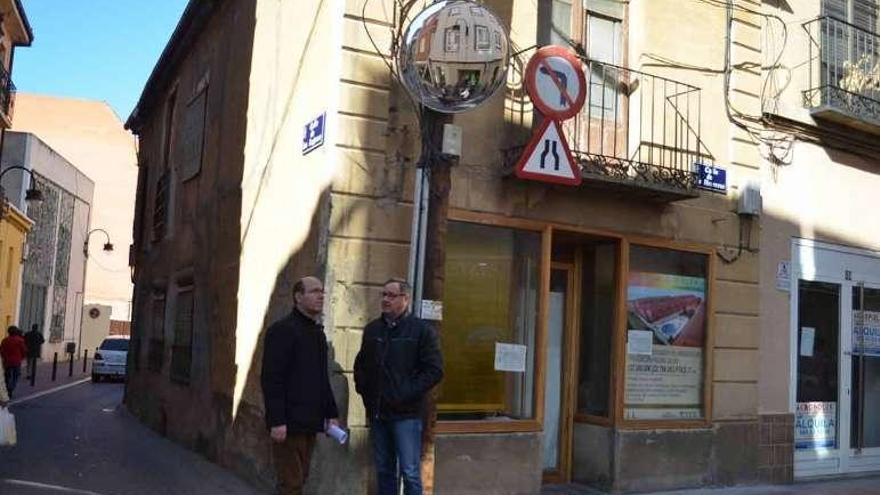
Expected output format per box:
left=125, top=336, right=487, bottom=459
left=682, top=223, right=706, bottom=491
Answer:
left=125, top=0, right=222, bottom=131
left=12, top=0, right=33, bottom=46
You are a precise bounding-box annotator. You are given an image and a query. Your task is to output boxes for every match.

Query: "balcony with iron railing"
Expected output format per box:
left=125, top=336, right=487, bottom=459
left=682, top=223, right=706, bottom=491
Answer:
left=0, top=62, right=16, bottom=126
left=505, top=55, right=714, bottom=201
left=803, top=15, right=880, bottom=133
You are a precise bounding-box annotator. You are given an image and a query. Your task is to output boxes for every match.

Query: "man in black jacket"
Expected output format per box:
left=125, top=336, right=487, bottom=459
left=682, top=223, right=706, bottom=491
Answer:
left=261, top=276, right=339, bottom=495
left=24, top=324, right=44, bottom=380
left=354, top=278, right=443, bottom=495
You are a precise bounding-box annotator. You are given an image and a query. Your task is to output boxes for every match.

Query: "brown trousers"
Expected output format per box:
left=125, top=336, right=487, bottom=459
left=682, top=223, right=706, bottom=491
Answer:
left=272, top=432, right=317, bottom=495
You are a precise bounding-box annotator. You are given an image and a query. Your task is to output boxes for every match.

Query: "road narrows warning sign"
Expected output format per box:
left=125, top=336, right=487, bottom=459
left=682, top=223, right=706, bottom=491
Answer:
left=514, top=119, right=582, bottom=186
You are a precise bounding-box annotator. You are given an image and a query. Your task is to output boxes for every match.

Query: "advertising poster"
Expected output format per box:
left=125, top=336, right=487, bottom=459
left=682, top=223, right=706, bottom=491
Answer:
left=853, top=311, right=880, bottom=357
left=625, top=272, right=706, bottom=420
left=795, top=402, right=837, bottom=449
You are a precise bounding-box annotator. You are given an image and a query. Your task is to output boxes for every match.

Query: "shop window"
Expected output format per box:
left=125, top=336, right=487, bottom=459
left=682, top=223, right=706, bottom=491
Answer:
left=439, top=221, right=541, bottom=421
left=170, top=286, right=194, bottom=385
left=148, top=293, right=166, bottom=372
left=577, top=241, right=617, bottom=418
left=624, top=245, right=709, bottom=421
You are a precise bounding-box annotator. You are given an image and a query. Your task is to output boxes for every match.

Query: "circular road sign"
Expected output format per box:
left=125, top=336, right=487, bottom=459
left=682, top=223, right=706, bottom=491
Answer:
left=525, top=46, right=586, bottom=121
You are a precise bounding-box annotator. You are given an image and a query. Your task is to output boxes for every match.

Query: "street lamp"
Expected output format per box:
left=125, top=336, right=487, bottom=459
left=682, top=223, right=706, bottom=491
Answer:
left=0, top=165, right=44, bottom=212
left=78, top=228, right=114, bottom=359
left=84, top=228, right=114, bottom=257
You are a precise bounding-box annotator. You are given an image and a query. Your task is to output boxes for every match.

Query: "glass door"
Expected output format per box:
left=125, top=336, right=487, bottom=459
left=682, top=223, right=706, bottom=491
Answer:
left=794, top=280, right=842, bottom=474
left=543, top=266, right=574, bottom=482
left=848, top=283, right=880, bottom=471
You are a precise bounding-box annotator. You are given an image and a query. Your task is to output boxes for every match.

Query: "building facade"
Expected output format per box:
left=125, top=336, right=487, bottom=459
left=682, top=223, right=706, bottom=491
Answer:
left=11, top=93, right=139, bottom=323
left=758, top=0, right=880, bottom=483
left=124, top=0, right=880, bottom=493
left=1, top=132, right=95, bottom=360
left=0, top=203, right=31, bottom=329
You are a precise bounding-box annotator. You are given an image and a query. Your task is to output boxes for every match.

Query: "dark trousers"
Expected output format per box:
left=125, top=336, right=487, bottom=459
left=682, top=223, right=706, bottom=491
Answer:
left=26, top=356, right=38, bottom=378
left=371, top=418, right=423, bottom=495
left=271, top=432, right=316, bottom=495
left=4, top=366, right=20, bottom=397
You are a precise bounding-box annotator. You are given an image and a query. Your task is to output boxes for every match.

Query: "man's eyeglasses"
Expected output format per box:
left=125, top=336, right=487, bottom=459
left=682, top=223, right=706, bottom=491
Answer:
left=381, top=292, right=404, bottom=299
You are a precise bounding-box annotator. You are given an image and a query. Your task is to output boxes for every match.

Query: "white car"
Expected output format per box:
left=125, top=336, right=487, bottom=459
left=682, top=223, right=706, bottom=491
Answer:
left=92, top=336, right=130, bottom=382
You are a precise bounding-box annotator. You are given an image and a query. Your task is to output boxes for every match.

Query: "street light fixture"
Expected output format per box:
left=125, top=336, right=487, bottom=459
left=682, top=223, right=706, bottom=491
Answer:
left=0, top=165, right=44, bottom=212
left=78, top=227, right=114, bottom=359
left=84, top=228, right=114, bottom=258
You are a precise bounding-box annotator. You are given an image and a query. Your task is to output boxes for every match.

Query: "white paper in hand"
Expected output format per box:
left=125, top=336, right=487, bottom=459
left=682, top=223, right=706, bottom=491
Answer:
left=326, top=424, right=348, bottom=445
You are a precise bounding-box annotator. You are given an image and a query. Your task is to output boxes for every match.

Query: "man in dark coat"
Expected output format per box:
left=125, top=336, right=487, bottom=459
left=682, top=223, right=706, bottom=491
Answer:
left=24, top=324, right=44, bottom=380
left=354, top=278, right=443, bottom=495
left=261, top=276, right=339, bottom=495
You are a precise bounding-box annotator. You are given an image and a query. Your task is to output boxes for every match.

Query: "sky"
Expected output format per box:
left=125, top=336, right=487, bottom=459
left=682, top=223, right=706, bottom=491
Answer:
left=13, top=0, right=189, bottom=122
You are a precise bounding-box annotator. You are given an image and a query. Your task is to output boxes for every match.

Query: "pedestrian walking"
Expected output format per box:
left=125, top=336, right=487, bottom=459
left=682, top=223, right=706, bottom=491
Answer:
left=260, top=276, right=340, bottom=495
left=24, top=324, right=44, bottom=380
left=354, top=278, right=444, bottom=495
left=0, top=327, right=27, bottom=398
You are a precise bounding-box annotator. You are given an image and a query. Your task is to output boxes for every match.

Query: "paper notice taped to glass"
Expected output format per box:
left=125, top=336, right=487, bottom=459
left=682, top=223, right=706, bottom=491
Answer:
left=627, top=330, right=653, bottom=355
left=494, top=342, right=527, bottom=372
left=420, top=300, right=443, bottom=321
left=800, top=327, right=815, bottom=357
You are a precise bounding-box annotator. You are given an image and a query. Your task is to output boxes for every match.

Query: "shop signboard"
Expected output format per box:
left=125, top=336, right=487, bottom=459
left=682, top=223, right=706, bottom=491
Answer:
left=853, top=310, right=880, bottom=356
left=795, top=401, right=837, bottom=449
left=624, top=272, right=706, bottom=420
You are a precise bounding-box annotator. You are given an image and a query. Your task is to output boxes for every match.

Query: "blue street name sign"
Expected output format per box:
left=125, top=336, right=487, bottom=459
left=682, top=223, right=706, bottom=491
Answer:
left=695, top=163, right=727, bottom=193
left=302, top=112, right=326, bottom=155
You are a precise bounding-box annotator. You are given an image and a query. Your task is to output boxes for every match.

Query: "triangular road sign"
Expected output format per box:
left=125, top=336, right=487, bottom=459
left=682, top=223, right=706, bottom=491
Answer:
left=514, top=119, right=581, bottom=186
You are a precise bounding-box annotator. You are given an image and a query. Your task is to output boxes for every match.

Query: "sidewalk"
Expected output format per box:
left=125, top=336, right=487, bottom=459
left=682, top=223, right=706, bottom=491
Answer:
left=544, top=476, right=880, bottom=495
left=9, top=356, right=93, bottom=402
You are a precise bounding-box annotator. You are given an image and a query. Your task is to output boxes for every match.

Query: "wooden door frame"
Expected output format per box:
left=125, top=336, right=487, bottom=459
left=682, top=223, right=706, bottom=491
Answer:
left=542, top=262, right=578, bottom=484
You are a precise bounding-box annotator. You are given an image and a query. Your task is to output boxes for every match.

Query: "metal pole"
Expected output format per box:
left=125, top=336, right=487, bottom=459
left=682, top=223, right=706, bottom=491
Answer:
left=83, top=349, right=89, bottom=373
left=51, top=352, right=57, bottom=381
left=68, top=351, right=74, bottom=377
left=407, top=164, right=430, bottom=316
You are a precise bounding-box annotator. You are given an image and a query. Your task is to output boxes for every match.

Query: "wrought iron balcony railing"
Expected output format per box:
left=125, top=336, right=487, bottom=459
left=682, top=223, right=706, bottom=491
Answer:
left=803, top=15, right=880, bottom=130
left=505, top=55, right=712, bottom=200
left=0, top=63, right=15, bottom=123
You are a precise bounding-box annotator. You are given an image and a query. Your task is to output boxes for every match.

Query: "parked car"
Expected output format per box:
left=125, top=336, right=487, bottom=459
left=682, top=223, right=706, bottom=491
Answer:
left=92, top=336, right=129, bottom=382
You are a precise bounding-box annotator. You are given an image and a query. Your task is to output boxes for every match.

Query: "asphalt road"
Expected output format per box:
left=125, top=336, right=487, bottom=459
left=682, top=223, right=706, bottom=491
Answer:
left=0, top=381, right=263, bottom=495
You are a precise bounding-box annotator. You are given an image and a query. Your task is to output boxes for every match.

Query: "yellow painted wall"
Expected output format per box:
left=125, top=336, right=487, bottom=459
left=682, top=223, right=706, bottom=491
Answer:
left=0, top=205, right=31, bottom=330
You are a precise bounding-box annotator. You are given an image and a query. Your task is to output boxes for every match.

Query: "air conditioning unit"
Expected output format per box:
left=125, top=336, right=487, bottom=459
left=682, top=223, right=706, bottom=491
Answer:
left=737, top=181, right=762, bottom=217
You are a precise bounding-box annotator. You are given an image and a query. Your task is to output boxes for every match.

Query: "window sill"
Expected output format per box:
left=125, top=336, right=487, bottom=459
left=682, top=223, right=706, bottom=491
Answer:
left=436, top=419, right=542, bottom=434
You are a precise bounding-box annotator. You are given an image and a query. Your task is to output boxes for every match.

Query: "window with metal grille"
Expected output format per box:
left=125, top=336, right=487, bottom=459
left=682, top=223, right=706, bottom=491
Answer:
left=151, top=171, right=169, bottom=242
left=170, top=287, right=194, bottom=385
left=147, top=294, right=166, bottom=372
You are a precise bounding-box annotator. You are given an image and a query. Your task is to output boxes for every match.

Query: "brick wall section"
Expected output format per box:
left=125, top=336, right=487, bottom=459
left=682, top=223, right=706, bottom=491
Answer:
left=109, top=320, right=130, bottom=336
left=759, top=413, right=794, bottom=484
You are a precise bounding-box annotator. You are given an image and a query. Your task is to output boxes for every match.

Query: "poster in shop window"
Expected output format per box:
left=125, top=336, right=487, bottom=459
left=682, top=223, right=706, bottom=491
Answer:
left=795, top=401, right=836, bottom=449
left=624, top=272, right=706, bottom=420
left=853, top=311, right=880, bottom=356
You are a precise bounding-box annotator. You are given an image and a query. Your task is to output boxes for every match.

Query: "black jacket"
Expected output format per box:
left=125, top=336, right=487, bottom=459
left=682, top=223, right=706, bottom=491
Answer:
left=24, top=330, right=44, bottom=358
left=260, top=309, right=338, bottom=433
left=354, top=313, right=443, bottom=420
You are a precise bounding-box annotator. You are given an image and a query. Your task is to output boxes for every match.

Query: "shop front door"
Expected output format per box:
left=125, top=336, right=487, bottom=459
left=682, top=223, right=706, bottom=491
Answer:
left=542, top=265, right=576, bottom=483
left=793, top=240, right=880, bottom=478
left=846, top=283, right=880, bottom=473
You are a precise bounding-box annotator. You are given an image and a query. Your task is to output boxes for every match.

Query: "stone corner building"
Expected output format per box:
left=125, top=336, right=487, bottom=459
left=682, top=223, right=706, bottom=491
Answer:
left=125, top=0, right=880, bottom=493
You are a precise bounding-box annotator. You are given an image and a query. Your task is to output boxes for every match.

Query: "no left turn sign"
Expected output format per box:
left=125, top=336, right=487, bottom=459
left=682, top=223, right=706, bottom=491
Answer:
left=524, top=46, right=586, bottom=121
